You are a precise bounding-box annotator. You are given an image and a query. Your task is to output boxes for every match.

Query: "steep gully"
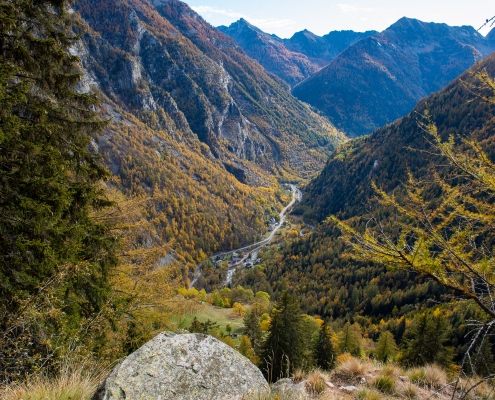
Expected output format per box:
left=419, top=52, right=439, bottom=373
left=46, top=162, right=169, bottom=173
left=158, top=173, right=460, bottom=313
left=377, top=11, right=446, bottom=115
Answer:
left=190, top=184, right=302, bottom=288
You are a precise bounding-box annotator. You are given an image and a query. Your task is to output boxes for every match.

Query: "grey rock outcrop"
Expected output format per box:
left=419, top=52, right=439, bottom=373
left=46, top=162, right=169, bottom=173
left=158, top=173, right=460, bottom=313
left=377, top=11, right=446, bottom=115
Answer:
left=92, top=332, right=269, bottom=400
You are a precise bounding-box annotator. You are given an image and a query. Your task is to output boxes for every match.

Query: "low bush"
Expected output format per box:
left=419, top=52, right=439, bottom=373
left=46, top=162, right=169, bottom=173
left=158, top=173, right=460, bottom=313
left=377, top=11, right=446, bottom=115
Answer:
left=336, top=352, right=353, bottom=364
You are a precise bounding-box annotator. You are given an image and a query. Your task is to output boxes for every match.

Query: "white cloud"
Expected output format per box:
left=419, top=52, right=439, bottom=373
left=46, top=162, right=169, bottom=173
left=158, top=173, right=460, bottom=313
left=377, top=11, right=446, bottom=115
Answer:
left=251, top=18, right=296, bottom=30
left=191, top=6, right=295, bottom=31
left=337, top=4, right=376, bottom=14
left=191, top=6, right=244, bottom=19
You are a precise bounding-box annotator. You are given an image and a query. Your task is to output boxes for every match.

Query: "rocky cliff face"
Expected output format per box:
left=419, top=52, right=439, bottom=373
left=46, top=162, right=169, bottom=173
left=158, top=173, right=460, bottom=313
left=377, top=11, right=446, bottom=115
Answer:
left=293, top=18, right=495, bottom=137
left=92, top=332, right=270, bottom=400
left=75, top=0, right=344, bottom=183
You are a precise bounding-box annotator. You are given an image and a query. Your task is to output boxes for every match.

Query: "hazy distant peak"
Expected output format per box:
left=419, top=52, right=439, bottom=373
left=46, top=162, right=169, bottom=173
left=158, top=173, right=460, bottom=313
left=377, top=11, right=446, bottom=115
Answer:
left=290, top=29, right=319, bottom=42
left=220, top=18, right=266, bottom=36
left=293, top=17, right=495, bottom=137
left=387, top=16, right=480, bottom=38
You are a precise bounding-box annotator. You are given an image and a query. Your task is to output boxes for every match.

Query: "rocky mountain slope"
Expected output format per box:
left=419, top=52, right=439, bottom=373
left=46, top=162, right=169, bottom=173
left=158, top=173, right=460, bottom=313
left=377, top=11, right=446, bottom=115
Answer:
left=219, top=19, right=374, bottom=86
left=76, top=0, right=344, bottom=184
left=71, top=0, right=346, bottom=280
left=293, top=18, right=495, bottom=137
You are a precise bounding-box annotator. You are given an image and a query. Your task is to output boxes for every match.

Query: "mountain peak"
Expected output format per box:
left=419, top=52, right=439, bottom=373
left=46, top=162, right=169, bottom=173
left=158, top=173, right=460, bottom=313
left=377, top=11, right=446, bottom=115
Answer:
left=487, top=26, right=495, bottom=41
left=290, top=29, right=319, bottom=42
left=226, top=18, right=264, bottom=34
left=387, top=16, right=429, bottom=32
left=217, top=18, right=321, bottom=86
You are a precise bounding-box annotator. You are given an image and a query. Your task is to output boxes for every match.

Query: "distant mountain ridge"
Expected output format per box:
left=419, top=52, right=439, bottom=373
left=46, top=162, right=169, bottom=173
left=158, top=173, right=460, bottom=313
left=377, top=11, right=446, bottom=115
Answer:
left=219, top=19, right=375, bottom=86
left=293, top=18, right=495, bottom=137
left=217, top=19, right=320, bottom=87
left=283, top=29, right=377, bottom=64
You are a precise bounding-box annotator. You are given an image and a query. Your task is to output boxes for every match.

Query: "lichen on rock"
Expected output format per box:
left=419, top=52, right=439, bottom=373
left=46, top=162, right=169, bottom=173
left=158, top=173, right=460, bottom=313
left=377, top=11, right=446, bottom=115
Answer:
left=92, top=332, right=269, bottom=400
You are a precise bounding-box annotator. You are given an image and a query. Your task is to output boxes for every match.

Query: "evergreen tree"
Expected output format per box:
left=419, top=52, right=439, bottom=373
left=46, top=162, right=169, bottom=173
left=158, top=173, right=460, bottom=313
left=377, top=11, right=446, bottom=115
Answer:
left=189, top=317, right=203, bottom=333
left=338, top=322, right=362, bottom=357
left=188, top=318, right=219, bottom=334
left=394, top=317, right=406, bottom=343
left=375, top=331, right=398, bottom=363
left=313, top=321, right=336, bottom=370
left=243, top=302, right=263, bottom=355
left=260, top=292, right=305, bottom=382
left=399, top=312, right=453, bottom=368
left=0, top=0, right=116, bottom=380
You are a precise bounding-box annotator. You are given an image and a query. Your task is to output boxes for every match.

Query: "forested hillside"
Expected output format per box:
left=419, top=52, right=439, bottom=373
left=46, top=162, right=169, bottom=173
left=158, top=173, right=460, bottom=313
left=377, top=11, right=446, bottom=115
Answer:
left=299, top=52, right=495, bottom=222
left=235, top=52, right=495, bottom=367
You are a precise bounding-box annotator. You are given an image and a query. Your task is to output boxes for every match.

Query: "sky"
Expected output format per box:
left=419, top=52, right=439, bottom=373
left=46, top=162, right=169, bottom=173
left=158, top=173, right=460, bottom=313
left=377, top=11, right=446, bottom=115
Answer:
left=187, top=0, right=495, bottom=39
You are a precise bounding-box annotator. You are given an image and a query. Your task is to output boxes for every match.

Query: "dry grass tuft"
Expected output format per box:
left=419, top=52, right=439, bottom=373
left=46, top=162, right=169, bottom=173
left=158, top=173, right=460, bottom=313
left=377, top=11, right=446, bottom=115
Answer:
left=380, top=364, right=399, bottom=377
left=356, top=387, right=383, bottom=400
left=0, top=363, right=106, bottom=400
left=373, top=374, right=396, bottom=394
left=319, top=392, right=353, bottom=400
left=406, top=367, right=427, bottom=386
left=423, top=364, right=447, bottom=389
left=305, top=370, right=327, bottom=395
left=398, top=382, right=418, bottom=399
left=469, top=380, right=495, bottom=400
left=335, top=357, right=370, bottom=379
left=292, top=368, right=306, bottom=384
